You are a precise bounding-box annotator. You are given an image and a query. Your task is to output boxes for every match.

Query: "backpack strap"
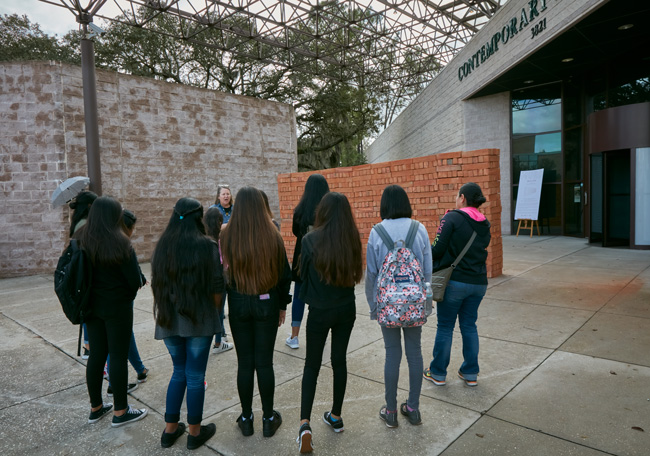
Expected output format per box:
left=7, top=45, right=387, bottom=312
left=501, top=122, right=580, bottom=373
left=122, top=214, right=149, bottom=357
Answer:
left=404, top=220, right=419, bottom=249
left=372, top=223, right=394, bottom=250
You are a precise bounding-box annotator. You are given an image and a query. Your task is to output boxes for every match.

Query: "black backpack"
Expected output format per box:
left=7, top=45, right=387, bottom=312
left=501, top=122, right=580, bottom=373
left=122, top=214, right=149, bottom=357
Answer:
left=54, top=239, right=92, bottom=326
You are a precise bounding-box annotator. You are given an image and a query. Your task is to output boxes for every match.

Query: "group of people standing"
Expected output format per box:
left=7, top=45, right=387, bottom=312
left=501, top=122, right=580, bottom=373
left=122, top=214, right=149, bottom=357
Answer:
left=68, top=175, right=490, bottom=453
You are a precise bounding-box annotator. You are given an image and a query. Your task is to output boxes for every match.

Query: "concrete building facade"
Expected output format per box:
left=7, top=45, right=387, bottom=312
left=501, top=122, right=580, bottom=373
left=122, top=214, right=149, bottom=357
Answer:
left=367, top=0, right=650, bottom=249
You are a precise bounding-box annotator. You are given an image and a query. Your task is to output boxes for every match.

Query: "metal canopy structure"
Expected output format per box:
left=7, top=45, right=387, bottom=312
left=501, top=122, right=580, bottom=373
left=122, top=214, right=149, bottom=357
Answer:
left=40, top=0, right=507, bottom=94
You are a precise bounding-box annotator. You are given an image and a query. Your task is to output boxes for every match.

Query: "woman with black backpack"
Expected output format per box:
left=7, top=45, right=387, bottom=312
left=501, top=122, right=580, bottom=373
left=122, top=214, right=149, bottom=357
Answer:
left=77, top=196, right=147, bottom=428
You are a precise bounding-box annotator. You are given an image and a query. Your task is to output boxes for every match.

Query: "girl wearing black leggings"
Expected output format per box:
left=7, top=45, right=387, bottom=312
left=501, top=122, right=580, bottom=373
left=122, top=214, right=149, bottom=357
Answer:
left=296, top=192, right=363, bottom=453
left=78, top=196, right=147, bottom=427
left=220, top=187, right=291, bottom=439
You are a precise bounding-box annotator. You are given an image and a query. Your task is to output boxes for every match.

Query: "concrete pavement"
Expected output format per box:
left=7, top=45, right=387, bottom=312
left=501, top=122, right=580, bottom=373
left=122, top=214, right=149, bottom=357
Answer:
left=1, top=235, right=649, bottom=455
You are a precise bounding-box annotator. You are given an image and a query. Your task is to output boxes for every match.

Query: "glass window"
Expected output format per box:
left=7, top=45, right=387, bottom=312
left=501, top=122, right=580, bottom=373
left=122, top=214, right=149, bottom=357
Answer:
left=635, top=148, right=650, bottom=246
left=564, top=128, right=583, bottom=181
left=512, top=101, right=561, bottom=135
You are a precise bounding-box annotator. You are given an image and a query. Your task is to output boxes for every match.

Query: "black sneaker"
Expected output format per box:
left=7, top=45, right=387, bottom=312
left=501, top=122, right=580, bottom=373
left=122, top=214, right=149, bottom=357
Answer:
left=161, top=422, right=186, bottom=448
left=236, top=413, right=254, bottom=437
left=137, top=368, right=149, bottom=383
left=262, top=410, right=282, bottom=437
left=297, top=422, right=314, bottom=453
left=107, top=382, right=138, bottom=397
left=88, top=403, right=113, bottom=424
left=379, top=406, right=398, bottom=428
left=322, top=411, right=344, bottom=433
left=111, top=405, right=148, bottom=427
left=400, top=402, right=422, bottom=425
left=187, top=423, right=216, bottom=450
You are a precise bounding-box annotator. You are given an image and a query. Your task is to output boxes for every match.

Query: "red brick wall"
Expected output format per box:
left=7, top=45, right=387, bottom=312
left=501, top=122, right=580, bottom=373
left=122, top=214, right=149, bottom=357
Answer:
left=278, top=149, right=503, bottom=278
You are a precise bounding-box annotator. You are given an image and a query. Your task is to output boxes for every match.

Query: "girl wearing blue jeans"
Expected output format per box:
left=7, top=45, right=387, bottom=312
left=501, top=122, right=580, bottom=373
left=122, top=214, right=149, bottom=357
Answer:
left=423, top=182, right=491, bottom=387
left=152, top=198, right=225, bottom=450
left=287, top=174, right=329, bottom=350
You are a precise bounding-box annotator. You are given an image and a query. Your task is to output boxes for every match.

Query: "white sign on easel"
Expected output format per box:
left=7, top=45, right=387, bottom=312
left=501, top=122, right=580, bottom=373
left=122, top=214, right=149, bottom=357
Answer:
left=515, top=169, right=544, bottom=221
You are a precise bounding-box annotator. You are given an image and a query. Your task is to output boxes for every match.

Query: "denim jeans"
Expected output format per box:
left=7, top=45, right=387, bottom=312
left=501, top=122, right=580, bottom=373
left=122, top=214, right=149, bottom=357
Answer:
left=291, top=281, right=305, bottom=327
left=229, top=291, right=280, bottom=419
left=381, top=325, right=423, bottom=411
left=429, top=280, right=487, bottom=382
left=301, top=303, right=356, bottom=421
left=163, top=335, right=212, bottom=425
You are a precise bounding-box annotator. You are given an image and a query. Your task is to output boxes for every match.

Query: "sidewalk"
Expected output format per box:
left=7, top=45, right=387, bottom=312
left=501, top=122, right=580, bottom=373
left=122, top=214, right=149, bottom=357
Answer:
left=1, top=235, right=649, bottom=455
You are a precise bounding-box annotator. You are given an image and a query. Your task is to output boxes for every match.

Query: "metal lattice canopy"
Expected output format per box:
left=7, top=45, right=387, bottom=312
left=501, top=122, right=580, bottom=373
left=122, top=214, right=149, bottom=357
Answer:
left=39, top=0, right=506, bottom=96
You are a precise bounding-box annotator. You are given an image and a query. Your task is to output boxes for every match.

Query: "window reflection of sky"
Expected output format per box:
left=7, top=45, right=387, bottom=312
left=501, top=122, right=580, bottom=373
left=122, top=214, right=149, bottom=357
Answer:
left=512, top=102, right=561, bottom=134
left=535, top=132, right=561, bottom=154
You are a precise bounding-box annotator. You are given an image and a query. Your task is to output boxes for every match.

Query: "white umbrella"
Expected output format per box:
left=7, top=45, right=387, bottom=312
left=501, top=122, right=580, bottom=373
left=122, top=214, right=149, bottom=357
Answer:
left=51, top=176, right=91, bottom=208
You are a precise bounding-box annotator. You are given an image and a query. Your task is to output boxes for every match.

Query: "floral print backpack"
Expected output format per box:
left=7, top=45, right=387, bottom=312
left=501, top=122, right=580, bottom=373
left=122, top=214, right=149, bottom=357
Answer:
left=373, top=220, right=427, bottom=328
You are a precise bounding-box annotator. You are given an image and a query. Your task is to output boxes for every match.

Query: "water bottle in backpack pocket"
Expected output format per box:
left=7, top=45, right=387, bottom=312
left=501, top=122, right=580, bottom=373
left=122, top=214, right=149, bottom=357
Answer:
left=373, top=220, right=427, bottom=328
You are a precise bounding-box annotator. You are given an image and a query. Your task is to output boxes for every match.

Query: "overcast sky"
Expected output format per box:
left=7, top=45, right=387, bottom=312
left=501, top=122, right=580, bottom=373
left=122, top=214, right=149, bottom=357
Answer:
left=0, top=0, right=118, bottom=37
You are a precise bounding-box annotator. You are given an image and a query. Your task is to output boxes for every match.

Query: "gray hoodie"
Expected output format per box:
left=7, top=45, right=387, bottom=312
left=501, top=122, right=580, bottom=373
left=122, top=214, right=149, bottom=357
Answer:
left=365, top=218, right=433, bottom=319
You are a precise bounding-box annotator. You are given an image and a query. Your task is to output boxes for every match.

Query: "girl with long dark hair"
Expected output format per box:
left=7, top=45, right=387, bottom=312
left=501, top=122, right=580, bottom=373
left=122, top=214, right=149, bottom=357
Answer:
left=423, top=182, right=491, bottom=388
left=287, top=174, right=330, bottom=350
left=220, top=187, right=291, bottom=439
left=152, top=198, right=224, bottom=450
left=365, top=185, right=432, bottom=429
left=296, top=192, right=362, bottom=453
left=77, top=196, right=147, bottom=428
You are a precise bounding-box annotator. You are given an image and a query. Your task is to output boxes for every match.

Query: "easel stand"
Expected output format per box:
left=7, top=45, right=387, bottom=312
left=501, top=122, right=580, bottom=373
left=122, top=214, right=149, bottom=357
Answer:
left=516, top=219, right=540, bottom=237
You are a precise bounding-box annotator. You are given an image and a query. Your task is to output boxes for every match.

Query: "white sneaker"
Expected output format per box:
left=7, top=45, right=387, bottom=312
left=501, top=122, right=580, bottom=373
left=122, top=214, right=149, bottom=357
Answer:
left=285, top=336, right=299, bottom=349
left=212, top=341, right=234, bottom=354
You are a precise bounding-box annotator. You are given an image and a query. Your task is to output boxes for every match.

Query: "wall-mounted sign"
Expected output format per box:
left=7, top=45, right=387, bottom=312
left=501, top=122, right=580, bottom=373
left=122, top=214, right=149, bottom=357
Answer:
left=458, top=0, right=554, bottom=82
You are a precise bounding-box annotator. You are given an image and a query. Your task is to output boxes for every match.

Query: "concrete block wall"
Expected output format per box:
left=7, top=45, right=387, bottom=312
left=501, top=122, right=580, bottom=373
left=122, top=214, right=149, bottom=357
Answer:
left=278, top=148, right=503, bottom=279
left=366, top=0, right=607, bottom=235
left=1, top=61, right=297, bottom=278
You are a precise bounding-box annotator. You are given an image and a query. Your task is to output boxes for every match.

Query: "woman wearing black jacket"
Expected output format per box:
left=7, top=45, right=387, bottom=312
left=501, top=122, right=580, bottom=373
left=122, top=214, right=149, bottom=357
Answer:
left=286, top=174, right=330, bottom=350
left=221, top=187, right=292, bottom=439
left=423, top=182, right=491, bottom=388
left=78, top=196, right=147, bottom=427
left=296, top=192, right=362, bottom=453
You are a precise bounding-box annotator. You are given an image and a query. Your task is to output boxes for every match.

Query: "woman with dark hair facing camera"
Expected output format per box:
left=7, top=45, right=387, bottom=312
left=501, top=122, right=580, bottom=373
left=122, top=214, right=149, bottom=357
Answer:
left=152, top=198, right=224, bottom=450
left=287, top=174, right=330, bottom=350
left=220, top=187, right=291, bottom=439
left=296, top=192, right=362, bottom=453
left=423, top=182, right=491, bottom=388
left=77, top=196, right=147, bottom=428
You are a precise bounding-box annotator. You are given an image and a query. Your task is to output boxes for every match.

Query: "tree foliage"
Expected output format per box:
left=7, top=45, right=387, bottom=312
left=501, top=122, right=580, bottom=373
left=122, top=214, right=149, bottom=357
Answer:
left=0, top=14, right=78, bottom=64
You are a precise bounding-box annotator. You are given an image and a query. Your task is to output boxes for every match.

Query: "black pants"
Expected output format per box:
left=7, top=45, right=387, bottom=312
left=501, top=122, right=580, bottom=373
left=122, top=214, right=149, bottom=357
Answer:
left=300, top=303, right=356, bottom=421
left=85, top=310, right=133, bottom=410
left=228, top=292, right=280, bottom=419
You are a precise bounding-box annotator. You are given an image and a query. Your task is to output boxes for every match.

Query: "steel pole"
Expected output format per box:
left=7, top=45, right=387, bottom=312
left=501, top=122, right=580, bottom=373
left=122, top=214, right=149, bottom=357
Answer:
left=80, top=37, right=102, bottom=195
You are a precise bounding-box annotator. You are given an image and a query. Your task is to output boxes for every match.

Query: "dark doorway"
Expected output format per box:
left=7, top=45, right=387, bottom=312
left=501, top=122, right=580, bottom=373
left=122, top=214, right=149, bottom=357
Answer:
left=602, top=150, right=631, bottom=246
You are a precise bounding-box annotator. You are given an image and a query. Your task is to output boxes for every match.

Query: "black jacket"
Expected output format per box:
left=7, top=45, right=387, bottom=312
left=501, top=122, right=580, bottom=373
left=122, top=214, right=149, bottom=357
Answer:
left=298, top=232, right=356, bottom=310
left=431, top=210, right=491, bottom=285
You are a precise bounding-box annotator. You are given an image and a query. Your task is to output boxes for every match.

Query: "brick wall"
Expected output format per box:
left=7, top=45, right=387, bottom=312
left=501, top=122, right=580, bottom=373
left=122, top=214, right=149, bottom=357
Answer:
left=0, top=61, right=297, bottom=278
left=278, top=149, right=503, bottom=278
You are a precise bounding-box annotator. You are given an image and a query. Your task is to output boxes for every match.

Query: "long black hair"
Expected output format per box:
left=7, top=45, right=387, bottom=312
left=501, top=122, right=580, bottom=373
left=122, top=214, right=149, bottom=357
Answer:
left=77, top=196, right=131, bottom=265
left=204, top=206, right=223, bottom=241
left=69, top=190, right=97, bottom=236
left=311, top=192, right=363, bottom=287
left=294, top=173, right=329, bottom=230
left=151, top=198, right=216, bottom=329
